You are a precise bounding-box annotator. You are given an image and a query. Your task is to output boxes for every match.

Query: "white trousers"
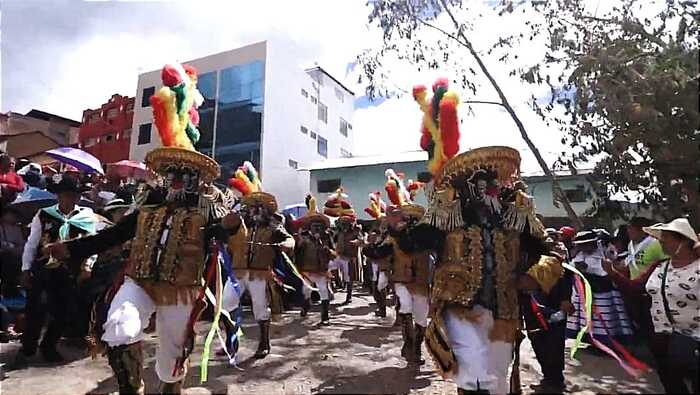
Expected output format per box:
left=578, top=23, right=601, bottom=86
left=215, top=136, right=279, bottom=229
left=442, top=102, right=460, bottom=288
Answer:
left=302, top=272, right=330, bottom=301
left=444, top=305, right=513, bottom=394
left=101, top=277, right=192, bottom=383
left=329, top=256, right=351, bottom=283
left=370, top=262, right=389, bottom=291
left=221, top=272, right=270, bottom=321
left=394, top=283, right=429, bottom=327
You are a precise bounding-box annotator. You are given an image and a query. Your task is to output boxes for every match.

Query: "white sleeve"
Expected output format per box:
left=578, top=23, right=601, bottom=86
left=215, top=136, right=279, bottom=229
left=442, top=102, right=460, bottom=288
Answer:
left=21, top=214, right=42, bottom=271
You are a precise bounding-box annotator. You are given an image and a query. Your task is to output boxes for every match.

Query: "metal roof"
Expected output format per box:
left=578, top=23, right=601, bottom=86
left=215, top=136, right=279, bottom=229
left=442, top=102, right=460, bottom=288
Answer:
left=302, top=151, right=428, bottom=171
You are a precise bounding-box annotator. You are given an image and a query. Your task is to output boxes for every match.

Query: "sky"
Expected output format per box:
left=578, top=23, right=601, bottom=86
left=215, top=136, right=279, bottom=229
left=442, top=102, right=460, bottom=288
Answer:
left=0, top=0, right=596, bottom=174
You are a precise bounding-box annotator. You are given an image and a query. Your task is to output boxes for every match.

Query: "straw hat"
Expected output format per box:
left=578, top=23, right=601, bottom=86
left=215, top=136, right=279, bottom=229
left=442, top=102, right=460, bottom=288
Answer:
left=643, top=218, right=699, bottom=248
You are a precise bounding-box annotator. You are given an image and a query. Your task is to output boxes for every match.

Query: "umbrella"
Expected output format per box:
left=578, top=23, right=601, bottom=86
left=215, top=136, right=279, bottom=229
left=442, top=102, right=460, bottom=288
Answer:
left=106, top=160, right=148, bottom=180
left=46, top=147, right=104, bottom=175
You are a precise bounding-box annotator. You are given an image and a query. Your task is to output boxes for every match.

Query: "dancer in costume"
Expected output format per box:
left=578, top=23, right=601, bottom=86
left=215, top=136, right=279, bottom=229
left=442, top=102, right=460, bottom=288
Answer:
left=48, top=63, right=237, bottom=394
left=295, top=194, right=335, bottom=325
left=409, top=79, right=564, bottom=394
left=365, top=171, right=431, bottom=365
left=364, top=192, right=390, bottom=318
left=18, top=176, right=97, bottom=364
left=223, top=162, right=295, bottom=359
left=325, top=189, right=361, bottom=305
left=566, top=231, right=633, bottom=347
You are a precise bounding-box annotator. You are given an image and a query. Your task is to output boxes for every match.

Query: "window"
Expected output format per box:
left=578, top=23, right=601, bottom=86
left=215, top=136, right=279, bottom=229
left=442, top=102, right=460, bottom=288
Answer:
left=106, top=108, right=118, bottom=119
left=348, top=123, right=352, bottom=130
left=417, top=171, right=432, bottom=183
left=317, top=179, right=341, bottom=193
left=310, top=131, right=317, bottom=139
left=311, top=96, right=318, bottom=104
left=126, top=101, right=134, bottom=112
left=300, top=126, right=308, bottom=135
left=301, top=89, right=308, bottom=98
left=317, top=136, right=328, bottom=158
left=318, top=102, right=328, bottom=123
left=335, top=87, right=344, bottom=102
left=141, top=86, right=155, bottom=107
left=564, top=185, right=587, bottom=203
left=137, top=123, right=152, bottom=145
left=340, top=148, right=352, bottom=158
left=339, top=118, right=348, bottom=137
left=105, top=134, right=114, bottom=142
left=288, top=159, right=298, bottom=169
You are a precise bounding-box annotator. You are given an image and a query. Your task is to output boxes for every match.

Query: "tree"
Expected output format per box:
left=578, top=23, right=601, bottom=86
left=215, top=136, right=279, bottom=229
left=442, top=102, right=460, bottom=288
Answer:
left=358, top=0, right=586, bottom=229
left=516, top=0, right=699, bottom=228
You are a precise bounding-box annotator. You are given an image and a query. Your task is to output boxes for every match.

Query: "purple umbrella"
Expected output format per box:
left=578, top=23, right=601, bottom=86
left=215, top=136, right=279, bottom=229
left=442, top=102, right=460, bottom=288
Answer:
left=46, top=147, right=104, bottom=175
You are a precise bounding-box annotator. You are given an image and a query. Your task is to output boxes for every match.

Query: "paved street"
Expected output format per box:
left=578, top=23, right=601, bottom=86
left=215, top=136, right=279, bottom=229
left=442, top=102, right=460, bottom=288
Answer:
left=1, top=287, right=663, bottom=394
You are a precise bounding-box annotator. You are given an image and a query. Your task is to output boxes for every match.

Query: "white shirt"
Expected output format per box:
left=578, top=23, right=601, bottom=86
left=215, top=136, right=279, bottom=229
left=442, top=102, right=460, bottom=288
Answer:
left=646, top=259, right=700, bottom=341
left=21, top=205, right=98, bottom=272
left=572, top=247, right=608, bottom=277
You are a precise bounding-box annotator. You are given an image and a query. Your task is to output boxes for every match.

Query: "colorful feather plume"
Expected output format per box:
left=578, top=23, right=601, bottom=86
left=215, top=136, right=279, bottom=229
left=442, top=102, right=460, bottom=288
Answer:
left=384, top=169, right=410, bottom=207
left=227, top=161, right=261, bottom=196
left=150, top=62, right=204, bottom=151
left=323, top=188, right=355, bottom=219
left=364, top=192, right=387, bottom=219
left=413, top=78, right=460, bottom=176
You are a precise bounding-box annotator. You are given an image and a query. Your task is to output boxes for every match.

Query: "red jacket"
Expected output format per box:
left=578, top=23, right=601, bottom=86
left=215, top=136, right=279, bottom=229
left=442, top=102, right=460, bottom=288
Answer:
left=0, top=171, right=25, bottom=195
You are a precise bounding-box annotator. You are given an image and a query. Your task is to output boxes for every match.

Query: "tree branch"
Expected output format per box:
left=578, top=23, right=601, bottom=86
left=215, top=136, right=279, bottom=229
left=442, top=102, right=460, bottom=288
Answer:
left=463, top=100, right=504, bottom=106
left=437, top=0, right=584, bottom=229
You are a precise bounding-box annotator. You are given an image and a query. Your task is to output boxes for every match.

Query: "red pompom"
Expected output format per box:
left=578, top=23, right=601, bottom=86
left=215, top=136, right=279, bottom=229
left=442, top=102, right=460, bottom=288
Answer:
left=432, top=78, right=449, bottom=92
left=229, top=178, right=251, bottom=196
left=188, top=107, right=200, bottom=126
left=161, top=65, right=183, bottom=87
left=183, top=64, right=198, bottom=77
left=412, top=84, right=427, bottom=99
left=439, top=99, right=460, bottom=157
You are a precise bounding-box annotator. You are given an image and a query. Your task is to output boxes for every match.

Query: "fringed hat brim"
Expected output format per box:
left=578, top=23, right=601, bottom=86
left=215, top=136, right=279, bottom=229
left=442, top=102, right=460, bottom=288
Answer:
left=399, top=204, right=426, bottom=219
left=145, top=147, right=220, bottom=182
left=436, top=146, right=521, bottom=186
left=297, top=213, right=330, bottom=228
left=240, top=191, right=278, bottom=212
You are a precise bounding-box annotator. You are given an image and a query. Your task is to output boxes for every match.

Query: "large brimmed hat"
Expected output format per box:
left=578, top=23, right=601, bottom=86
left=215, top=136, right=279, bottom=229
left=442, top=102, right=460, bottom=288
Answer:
left=435, top=146, right=521, bottom=187
left=47, top=174, right=83, bottom=194
left=145, top=147, right=219, bottom=182
left=572, top=230, right=599, bottom=245
left=297, top=194, right=330, bottom=228
left=643, top=218, right=699, bottom=248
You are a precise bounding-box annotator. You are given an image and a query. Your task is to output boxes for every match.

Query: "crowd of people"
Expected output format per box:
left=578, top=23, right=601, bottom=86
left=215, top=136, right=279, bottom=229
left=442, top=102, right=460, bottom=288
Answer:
left=1, top=69, right=698, bottom=395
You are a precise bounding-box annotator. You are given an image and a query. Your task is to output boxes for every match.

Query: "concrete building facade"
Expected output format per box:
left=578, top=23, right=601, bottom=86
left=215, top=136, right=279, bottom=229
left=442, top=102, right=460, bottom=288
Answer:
left=305, top=151, right=431, bottom=219
left=0, top=110, right=80, bottom=147
left=130, top=40, right=355, bottom=207
left=79, top=94, right=134, bottom=164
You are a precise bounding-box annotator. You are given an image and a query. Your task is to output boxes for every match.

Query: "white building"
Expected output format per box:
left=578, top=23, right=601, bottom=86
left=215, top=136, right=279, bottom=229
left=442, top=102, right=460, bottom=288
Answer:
left=130, top=40, right=355, bottom=207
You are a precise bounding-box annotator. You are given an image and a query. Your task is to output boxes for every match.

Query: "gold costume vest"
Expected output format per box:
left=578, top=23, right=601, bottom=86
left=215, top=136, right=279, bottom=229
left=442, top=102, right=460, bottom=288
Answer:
left=336, top=230, right=360, bottom=259
left=128, top=207, right=207, bottom=305
left=296, top=238, right=331, bottom=273
left=228, top=224, right=276, bottom=271
left=389, top=237, right=431, bottom=294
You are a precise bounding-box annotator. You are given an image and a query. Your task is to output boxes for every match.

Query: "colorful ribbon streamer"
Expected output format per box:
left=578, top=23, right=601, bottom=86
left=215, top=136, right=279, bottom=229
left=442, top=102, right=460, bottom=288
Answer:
left=200, top=244, right=223, bottom=383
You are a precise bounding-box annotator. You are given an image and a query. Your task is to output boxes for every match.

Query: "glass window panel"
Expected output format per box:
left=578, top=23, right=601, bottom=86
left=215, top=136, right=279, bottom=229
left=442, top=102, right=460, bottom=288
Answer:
left=317, top=136, right=328, bottom=158
left=214, top=61, right=265, bottom=181
left=195, top=71, right=218, bottom=155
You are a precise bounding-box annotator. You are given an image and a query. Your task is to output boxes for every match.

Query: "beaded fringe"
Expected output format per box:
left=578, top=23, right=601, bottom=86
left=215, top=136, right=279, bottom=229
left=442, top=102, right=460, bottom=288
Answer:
left=422, top=182, right=464, bottom=232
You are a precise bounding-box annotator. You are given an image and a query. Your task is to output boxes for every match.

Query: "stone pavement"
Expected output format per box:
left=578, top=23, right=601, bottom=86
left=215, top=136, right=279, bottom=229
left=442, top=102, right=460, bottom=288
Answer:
left=1, top=286, right=663, bottom=394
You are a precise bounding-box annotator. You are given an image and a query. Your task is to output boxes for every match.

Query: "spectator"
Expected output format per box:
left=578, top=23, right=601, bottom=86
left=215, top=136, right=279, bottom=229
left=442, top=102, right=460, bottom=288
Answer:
left=566, top=231, right=633, bottom=349
left=0, top=154, right=25, bottom=204
left=16, top=163, right=45, bottom=189
left=0, top=207, right=25, bottom=298
left=625, top=217, right=667, bottom=279
left=605, top=218, right=699, bottom=393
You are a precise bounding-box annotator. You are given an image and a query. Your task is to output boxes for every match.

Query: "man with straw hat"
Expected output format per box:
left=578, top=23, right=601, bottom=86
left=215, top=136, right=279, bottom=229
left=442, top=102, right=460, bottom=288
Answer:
left=48, top=62, right=238, bottom=394
left=364, top=192, right=390, bottom=318
left=295, top=194, right=335, bottom=325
